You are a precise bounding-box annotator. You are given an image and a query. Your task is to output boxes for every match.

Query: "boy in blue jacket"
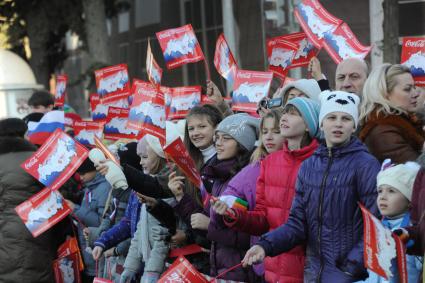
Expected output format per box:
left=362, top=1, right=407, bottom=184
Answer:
left=65, top=158, right=111, bottom=282
left=243, top=90, right=381, bottom=282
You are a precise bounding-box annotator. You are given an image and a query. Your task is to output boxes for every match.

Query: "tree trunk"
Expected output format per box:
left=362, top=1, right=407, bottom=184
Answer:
left=383, top=0, right=400, bottom=64
left=82, top=0, right=111, bottom=65
left=25, top=2, right=50, bottom=89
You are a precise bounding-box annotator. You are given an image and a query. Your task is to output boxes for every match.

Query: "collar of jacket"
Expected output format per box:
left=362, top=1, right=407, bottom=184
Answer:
left=282, top=138, right=319, bottom=160
left=359, top=109, right=425, bottom=147
left=315, top=136, right=367, bottom=158
left=0, top=136, right=37, bottom=155
left=202, top=155, right=236, bottom=182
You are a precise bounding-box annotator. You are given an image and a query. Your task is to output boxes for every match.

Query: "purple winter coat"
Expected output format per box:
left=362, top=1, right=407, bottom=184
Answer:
left=174, top=156, right=256, bottom=282
left=212, top=162, right=264, bottom=277
left=257, top=138, right=380, bottom=283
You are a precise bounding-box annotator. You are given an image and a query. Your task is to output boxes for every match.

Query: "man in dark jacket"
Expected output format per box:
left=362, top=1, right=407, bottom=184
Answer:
left=0, top=118, right=57, bottom=282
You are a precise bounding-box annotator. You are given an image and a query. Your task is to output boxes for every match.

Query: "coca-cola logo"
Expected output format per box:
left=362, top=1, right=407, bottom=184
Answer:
left=406, top=40, right=425, bottom=48
left=25, top=157, right=38, bottom=169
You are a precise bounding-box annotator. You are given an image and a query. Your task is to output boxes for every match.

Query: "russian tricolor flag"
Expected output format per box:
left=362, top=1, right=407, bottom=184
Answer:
left=27, top=110, right=65, bottom=145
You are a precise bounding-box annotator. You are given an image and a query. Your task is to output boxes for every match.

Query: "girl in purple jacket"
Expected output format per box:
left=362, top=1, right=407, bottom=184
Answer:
left=169, top=113, right=260, bottom=282
left=243, top=91, right=381, bottom=283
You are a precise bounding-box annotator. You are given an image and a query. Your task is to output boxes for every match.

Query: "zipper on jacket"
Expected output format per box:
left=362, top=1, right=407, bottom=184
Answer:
left=317, top=148, right=333, bottom=283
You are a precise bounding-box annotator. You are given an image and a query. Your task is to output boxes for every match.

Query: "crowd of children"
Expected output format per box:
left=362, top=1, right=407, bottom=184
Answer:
left=0, top=58, right=424, bottom=283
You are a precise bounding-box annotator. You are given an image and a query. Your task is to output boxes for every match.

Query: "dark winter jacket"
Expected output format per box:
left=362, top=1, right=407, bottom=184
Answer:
left=0, top=137, right=57, bottom=283
left=175, top=156, right=256, bottom=282
left=257, top=137, right=380, bottom=283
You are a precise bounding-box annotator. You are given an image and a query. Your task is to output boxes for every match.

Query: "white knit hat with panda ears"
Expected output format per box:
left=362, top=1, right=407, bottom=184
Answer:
left=319, top=90, right=360, bottom=128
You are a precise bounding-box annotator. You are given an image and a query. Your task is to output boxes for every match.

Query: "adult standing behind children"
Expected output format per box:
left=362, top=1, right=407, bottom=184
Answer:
left=359, top=64, right=424, bottom=163
left=0, top=118, right=57, bottom=283
left=243, top=91, right=381, bottom=282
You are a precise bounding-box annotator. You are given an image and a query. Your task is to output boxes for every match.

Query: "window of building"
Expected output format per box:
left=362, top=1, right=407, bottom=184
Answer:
left=135, top=0, right=161, bottom=28
left=118, top=11, right=130, bottom=33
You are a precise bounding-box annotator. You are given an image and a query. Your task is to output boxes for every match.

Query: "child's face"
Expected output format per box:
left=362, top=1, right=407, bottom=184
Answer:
left=377, top=185, right=410, bottom=218
left=214, top=131, right=238, bottom=160
left=79, top=171, right=97, bottom=184
left=139, top=145, right=160, bottom=175
left=321, top=112, right=355, bottom=147
left=187, top=115, right=215, bottom=150
left=262, top=117, right=284, bottom=154
left=280, top=107, right=307, bottom=140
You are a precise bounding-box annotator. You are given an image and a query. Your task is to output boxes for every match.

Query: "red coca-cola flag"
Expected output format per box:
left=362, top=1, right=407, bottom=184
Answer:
left=53, top=252, right=82, bottom=283
left=95, top=64, right=130, bottom=103
left=147, top=39, right=163, bottom=89
left=232, top=69, right=273, bottom=114
left=73, top=120, right=105, bottom=147
left=15, top=188, right=72, bottom=237
left=57, top=237, right=84, bottom=271
left=55, top=75, right=68, bottom=107
left=158, top=256, right=209, bottom=283
left=163, top=137, right=201, bottom=188
left=294, top=0, right=342, bottom=48
left=128, top=79, right=166, bottom=144
left=90, top=92, right=131, bottom=122
left=322, top=23, right=371, bottom=64
left=267, top=37, right=299, bottom=79
left=214, top=33, right=238, bottom=82
left=104, top=107, right=139, bottom=141
left=21, top=129, right=89, bottom=191
left=167, top=86, right=201, bottom=120
left=156, top=24, right=205, bottom=70
left=359, top=203, right=407, bottom=282
left=278, top=32, right=319, bottom=68
left=401, top=37, right=425, bottom=86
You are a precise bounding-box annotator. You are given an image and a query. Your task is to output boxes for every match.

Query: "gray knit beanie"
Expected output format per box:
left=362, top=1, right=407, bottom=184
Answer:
left=215, top=113, right=260, bottom=151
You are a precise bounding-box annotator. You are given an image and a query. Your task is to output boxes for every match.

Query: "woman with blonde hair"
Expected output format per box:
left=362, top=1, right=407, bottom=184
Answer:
left=359, top=63, right=424, bottom=163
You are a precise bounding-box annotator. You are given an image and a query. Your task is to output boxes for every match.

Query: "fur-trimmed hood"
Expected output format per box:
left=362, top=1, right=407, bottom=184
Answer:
left=0, top=136, right=37, bottom=155
left=360, top=110, right=425, bottom=149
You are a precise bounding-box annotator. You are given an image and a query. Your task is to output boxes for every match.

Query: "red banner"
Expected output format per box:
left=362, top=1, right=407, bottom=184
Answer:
left=214, top=33, right=238, bottom=82
left=232, top=69, right=273, bottom=113
left=147, top=39, right=163, bottom=89
left=53, top=252, right=82, bottom=283
left=128, top=79, right=166, bottom=144
left=167, top=86, right=201, bottom=120
left=267, top=37, right=299, bottom=79
left=401, top=37, right=425, bottom=86
left=15, top=188, right=71, bottom=237
left=156, top=24, right=205, bottom=70
left=55, top=75, right=68, bottom=107
left=163, top=137, right=201, bottom=188
left=278, top=32, right=319, bottom=69
left=359, top=203, right=406, bottom=281
left=294, top=0, right=342, bottom=48
left=322, top=23, right=371, bottom=64
left=21, top=129, right=89, bottom=191
left=73, top=120, right=105, bottom=147
left=158, top=256, right=208, bottom=283
left=95, top=64, right=130, bottom=103
left=90, top=92, right=130, bottom=122
left=57, top=237, right=84, bottom=271
left=104, top=107, right=139, bottom=141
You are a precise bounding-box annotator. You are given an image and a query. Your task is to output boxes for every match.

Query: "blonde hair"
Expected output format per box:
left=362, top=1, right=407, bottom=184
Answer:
left=250, top=109, right=283, bottom=163
left=360, top=63, right=412, bottom=122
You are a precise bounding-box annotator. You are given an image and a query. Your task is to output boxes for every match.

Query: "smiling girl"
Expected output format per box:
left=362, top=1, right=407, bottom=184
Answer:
left=360, top=64, right=424, bottom=163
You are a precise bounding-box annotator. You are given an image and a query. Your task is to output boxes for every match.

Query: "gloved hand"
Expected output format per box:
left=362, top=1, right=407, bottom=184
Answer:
left=141, top=272, right=160, bottom=283
left=119, top=269, right=137, bottom=283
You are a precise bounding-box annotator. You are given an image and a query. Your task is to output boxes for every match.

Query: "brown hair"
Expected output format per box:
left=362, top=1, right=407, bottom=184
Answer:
left=250, top=109, right=283, bottom=163
left=184, top=104, right=223, bottom=170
